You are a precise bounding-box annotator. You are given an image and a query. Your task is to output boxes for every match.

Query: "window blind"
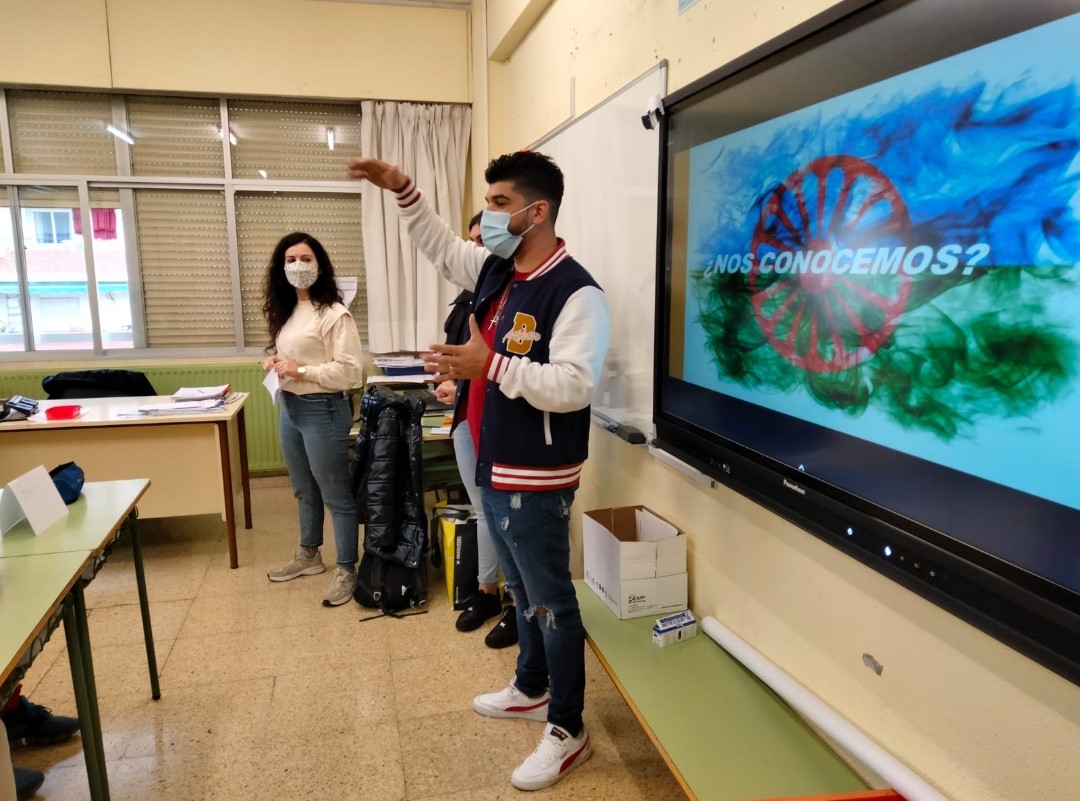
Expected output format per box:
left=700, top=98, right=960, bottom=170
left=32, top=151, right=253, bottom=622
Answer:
left=228, top=100, right=362, bottom=181
left=127, top=96, right=226, bottom=178
left=8, top=90, right=118, bottom=176
left=235, top=192, right=365, bottom=350
left=134, top=189, right=234, bottom=348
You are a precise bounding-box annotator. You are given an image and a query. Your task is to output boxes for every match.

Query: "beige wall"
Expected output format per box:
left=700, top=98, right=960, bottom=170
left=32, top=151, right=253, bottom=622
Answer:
left=4, top=0, right=1078, bottom=796
left=0, top=0, right=469, bottom=102
left=476, top=2, right=1080, bottom=801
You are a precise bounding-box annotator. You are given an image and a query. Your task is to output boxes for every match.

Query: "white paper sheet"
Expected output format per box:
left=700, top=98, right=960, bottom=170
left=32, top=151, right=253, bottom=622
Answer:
left=263, top=369, right=281, bottom=403
left=0, top=465, right=69, bottom=536
left=339, top=276, right=358, bottom=308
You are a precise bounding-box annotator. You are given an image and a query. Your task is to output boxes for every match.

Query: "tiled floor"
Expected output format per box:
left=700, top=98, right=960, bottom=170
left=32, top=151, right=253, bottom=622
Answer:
left=11, top=478, right=684, bottom=800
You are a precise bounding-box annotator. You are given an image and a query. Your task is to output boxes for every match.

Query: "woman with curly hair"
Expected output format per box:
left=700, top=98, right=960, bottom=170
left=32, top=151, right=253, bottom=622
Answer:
left=262, top=232, right=363, bottom=606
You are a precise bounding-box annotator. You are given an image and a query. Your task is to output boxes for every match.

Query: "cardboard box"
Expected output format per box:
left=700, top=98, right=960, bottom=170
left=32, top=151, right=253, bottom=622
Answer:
left=583, top=506, right=687, bottom=619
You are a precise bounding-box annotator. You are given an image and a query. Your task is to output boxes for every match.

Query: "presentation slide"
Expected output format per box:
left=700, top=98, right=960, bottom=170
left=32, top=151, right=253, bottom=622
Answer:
left=677, top=13, right=1080, bottom=513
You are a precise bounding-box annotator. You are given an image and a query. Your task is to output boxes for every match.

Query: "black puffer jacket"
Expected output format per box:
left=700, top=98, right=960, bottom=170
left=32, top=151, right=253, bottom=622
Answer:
left=351, top=386, right=426, bottom=568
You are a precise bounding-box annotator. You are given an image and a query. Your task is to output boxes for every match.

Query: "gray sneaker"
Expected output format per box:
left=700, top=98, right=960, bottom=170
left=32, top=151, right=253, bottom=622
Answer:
left=322, top=567, right=358, bottom=606
left=267, top=550, right=326, bottom=582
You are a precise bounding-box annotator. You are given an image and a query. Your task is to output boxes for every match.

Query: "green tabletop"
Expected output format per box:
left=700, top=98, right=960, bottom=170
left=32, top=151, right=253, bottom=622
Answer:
left=0, top=479, right=149, bottom=559
left=575, top=581, right=867, bottom=801
left=0, top=551, right=90, bottom=683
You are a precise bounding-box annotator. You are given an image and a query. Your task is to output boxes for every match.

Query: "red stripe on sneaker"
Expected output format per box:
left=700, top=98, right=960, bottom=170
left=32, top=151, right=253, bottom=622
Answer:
left=559, top=737, right=589, bottom=774
left=506, top=699, right=549, bottom=713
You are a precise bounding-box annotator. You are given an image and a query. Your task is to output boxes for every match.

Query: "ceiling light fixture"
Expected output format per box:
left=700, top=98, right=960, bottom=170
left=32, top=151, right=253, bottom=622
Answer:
left=327, top=128, right=335, bottom=151
left=106, top=124, right=134, bottom=145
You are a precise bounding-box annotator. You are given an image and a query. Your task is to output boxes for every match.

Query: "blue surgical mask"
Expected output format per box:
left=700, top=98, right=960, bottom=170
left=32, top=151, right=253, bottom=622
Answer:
left=480, top=202, right=538, bottom=259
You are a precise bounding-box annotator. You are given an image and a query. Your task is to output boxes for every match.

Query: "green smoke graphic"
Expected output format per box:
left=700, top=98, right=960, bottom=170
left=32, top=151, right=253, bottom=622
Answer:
left=695, top=264, right=1076, bottom=440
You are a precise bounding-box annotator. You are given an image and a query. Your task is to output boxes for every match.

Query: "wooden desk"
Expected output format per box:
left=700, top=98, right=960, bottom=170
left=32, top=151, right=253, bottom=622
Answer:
left=0, top=395, right=252, bottom=568
left=575, top=581, right=879, bottom=801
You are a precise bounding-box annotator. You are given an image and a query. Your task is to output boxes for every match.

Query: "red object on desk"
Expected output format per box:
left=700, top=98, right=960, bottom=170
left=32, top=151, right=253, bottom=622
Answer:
left=45, top=404, right=82, bottom=420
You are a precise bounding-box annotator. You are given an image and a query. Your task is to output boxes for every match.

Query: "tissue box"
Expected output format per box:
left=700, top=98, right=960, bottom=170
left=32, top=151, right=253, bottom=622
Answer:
left=583, top=505, right=687, bottom=619
left=652, top=610, right=698, bottom=647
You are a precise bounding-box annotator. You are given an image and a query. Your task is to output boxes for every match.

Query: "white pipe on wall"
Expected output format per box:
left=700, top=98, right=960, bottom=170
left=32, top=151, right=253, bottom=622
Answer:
left=701, top=615, right=951, bottom=801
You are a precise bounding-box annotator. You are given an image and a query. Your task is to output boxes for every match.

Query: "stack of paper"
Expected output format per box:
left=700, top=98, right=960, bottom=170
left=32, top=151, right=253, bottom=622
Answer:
left=136, top=400, right=225, bottom=415
left=366, top=374, right=428, bottom=385
left=172, top=384, right=231, bottom=401
left=372, top=355, right=427, bottom=376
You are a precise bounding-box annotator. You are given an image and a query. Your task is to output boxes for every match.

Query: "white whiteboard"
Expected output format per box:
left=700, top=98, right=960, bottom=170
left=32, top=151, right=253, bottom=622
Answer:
left=532, top=65, right=666, bottom=438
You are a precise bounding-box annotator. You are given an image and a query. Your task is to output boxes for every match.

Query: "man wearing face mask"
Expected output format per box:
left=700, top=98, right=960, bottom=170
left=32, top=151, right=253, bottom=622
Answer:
left=348, top=152, right=610, bottom=791
left=262, top=232, right=364, bottom=607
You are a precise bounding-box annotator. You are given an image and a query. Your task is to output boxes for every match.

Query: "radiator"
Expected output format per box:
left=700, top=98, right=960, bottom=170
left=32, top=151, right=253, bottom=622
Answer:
left=0, top=363, right=285, bottom=473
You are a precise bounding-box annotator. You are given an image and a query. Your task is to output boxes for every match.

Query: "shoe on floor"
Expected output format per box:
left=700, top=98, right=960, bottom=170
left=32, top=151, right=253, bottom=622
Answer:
left=511, top=722, right=592, bottom=791
left=455, top=590, right=502, bottom=632
left=322, top=567, right=358, bottom=606
left=3, top=696, right=80, bottom=747
left=484, top=605, right=518, bottom=649
left=13, top=767, right=44, bottom=800
left=473, top=680, right=549, bottom=721
left=267, top=549, right=326, bottom=582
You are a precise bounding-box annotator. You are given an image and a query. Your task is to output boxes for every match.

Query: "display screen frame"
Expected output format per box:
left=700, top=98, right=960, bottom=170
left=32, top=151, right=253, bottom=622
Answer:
left=653, top=0, right=1080, bottom=685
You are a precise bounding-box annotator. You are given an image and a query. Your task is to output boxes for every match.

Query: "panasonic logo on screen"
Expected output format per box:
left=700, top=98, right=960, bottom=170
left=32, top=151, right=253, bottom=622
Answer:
left=782, top=479, right=806, bottom=495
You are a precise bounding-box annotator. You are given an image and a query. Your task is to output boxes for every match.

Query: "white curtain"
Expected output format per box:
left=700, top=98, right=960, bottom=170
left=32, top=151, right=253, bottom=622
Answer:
left=360, top=101, right=472, bottom=353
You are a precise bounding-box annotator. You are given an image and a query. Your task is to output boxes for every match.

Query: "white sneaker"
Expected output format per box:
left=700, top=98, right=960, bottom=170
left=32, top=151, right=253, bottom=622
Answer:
left=472, top=680, right=550, bottom=721
left=511, top=723, right=592, bottom=791
left=322, top=567, right=357, bottom=607
left=267, top=549, right=325, bottom=582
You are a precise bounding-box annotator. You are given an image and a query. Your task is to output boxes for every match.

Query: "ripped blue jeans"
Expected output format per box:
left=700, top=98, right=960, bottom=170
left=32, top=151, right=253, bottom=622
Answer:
left=480, top=487, right=585, bottom=736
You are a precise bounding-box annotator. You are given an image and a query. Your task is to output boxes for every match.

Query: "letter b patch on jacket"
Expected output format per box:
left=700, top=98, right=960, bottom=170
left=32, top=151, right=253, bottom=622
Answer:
left=502, top=312, right=543, bottom=355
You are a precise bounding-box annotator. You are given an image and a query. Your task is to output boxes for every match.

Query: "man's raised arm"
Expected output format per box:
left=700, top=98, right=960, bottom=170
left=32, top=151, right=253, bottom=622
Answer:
left=348, top=158, right=488, bottom=290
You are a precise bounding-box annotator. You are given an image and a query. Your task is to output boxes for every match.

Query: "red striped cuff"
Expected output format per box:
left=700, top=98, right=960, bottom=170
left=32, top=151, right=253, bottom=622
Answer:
left=490, top=462, right=583, bottom=491
left=487, top=352, right=512, bottom=383
left=394, top=179, right=421, bottom=209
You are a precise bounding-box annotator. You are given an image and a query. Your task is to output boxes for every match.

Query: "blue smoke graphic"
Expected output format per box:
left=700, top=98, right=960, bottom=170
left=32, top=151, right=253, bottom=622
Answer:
left=695, top=80, right=1080, bottom=267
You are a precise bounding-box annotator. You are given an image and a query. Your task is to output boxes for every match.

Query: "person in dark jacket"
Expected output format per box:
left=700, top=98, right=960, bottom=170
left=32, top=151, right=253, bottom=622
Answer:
left=436, top=213, right=518, bottom=650
left=348, top=151, right=610, bottom=792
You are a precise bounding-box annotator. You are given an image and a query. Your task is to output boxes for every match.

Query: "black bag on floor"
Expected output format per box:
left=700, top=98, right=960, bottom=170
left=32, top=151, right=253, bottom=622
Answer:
left=354, top=552, right=428, bottom=613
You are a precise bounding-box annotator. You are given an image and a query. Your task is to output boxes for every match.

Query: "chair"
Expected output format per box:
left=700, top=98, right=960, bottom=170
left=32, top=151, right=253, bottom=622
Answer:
left=42, top=369, right=157, bottom=399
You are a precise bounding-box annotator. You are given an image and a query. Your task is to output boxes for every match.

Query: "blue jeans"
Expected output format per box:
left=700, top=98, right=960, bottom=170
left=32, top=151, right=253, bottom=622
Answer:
left=279, top=391, right=359, bottom=567
left=480, top=487, right=585, bottom=735
left=452, top=421, right=499, bottom=585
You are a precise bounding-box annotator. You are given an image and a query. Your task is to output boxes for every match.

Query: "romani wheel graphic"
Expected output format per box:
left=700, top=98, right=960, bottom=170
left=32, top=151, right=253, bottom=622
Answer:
left=748, top=155, right=913, bottom=372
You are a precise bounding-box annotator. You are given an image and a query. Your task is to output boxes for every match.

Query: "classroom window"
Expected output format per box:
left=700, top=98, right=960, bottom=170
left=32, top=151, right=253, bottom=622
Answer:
left=134, top=189, right=233, bottom=348
left=19, top=186, right=92, bottom=351
left=235, top=191, right=365, bottom=349
left=0, top=87, right=368, bottom=358
left=228, top=100, right=361, bottom=181
left=8, top=90, right=118, bottom=176
left=127, top=96, right=226, bottom=178
left=0, top=187, right=22, bottom=352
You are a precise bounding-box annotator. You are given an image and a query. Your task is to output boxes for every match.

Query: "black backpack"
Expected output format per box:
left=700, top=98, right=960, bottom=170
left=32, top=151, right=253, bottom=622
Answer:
left=354, top=552, right=428, bottom=614
left=42, top=369, right=156, bottom=399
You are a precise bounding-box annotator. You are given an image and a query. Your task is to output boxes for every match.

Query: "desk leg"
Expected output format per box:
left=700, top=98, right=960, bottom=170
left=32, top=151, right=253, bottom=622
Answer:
left=238, top=405, right=253, bottom=529
left=128, top=515, right=161, bottom=700
left=63, top=588, right=111, bottom=801
left=217, top=420, right=239, bottom=569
